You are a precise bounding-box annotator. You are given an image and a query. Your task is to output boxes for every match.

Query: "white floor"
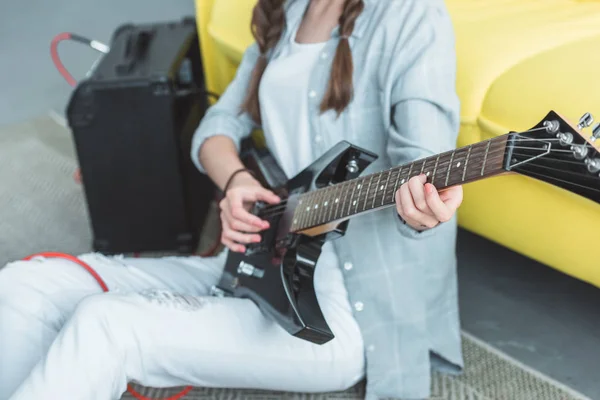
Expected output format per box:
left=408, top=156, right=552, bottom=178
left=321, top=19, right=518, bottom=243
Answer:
left=1, top=1, right=599, bottom=399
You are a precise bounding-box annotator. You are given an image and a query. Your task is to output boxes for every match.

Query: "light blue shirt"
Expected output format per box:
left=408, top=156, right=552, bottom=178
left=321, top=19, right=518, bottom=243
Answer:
left=192, top=0, right=463, bottom=398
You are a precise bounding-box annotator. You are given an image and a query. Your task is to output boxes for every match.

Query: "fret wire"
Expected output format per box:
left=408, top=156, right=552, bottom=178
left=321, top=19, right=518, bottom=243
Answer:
left=382, top=169, right=392, bottom=206
left=303, top=193, right=314, bottom=230
left=433, top=153, right=450, bottom=184
left=333, top=183, right=342, bottom=221
left=312, top=188, right=324, bottom=227
left=295, top=195, right=306, bottom=230
left=345, top=180, right=355, bottom=217
left=391, top=168, right=402, bottom=202
left=355, top=177, right=366, bottom=214
left=423, top=158, right=430, bottom=179
left=451, top=149, right=466, bottom=182
left=334, top=182, right=346, bottom=221
left=323, top=185, right=337, bottom=222
left=347, top=180, right=358, bottom=217
left=407, top=162, right=414, bottom=182
left=372, top=172, right=383, bottom=209
left=342, top=181, right=353, bottom=219
left=393, top=166, right=403, bottom=196
left=432, top=155, right=440, bottom=185
left=363, top=175, right=374, bottom=211
left=481, top=140, right=492, bottom=176
left=462, top=145, right=472, bottom=182
left=325, top=185, right=335, bottom=223
left=307, top=188, right=317, bottom=228
left=446, top=148, right=469, bottom=187
left=444, top=151, right=455, bottom=186
left=316, top=185, right=329, bottom=226
left=299, top=193, right=311, bottom=230
left=318, top=185, right=329, bottom=225
left=341, top=182, right=352, bottom=218
left=309, top=191, right=319, bottom=227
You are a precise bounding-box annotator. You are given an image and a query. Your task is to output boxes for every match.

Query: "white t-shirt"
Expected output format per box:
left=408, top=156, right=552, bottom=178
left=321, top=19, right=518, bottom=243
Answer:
left=258, top=26, right=347, bottom=303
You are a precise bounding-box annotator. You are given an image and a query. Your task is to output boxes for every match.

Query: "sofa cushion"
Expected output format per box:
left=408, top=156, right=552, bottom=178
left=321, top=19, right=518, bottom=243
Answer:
left=447, top=0, right=600, bottom=142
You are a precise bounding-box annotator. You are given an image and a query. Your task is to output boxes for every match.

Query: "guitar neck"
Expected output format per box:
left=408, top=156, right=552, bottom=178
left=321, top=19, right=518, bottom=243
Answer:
left=290, top=135, right=510, bottom=233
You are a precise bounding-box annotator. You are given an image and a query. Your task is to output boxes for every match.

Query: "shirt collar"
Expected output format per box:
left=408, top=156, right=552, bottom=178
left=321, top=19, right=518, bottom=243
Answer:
left=285, top=0, right=374, bottom=40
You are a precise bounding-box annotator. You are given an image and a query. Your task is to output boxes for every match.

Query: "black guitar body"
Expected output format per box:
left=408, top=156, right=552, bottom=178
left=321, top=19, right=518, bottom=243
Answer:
left=212, top=141, right=377, bottom=345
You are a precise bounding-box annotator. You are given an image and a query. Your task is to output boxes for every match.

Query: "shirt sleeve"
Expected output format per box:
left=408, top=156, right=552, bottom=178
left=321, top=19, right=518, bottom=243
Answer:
left=191, top=42, right=261, bottom=173
left=384, top=1, right=461, bottom=238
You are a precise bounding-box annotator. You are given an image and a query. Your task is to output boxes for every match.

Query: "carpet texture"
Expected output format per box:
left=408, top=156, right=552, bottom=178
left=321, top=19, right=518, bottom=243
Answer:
left=0, top=115, right=591, bottom=400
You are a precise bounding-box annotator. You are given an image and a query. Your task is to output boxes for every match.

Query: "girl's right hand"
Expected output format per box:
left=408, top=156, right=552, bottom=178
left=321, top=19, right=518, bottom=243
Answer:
left=219, top=172, right=281, bottom=253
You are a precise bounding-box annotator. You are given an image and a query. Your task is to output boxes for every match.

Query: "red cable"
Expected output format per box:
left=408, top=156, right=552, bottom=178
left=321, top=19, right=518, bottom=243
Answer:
left=21, top=252, right=194, bottom=398
left=50, top=33, right=77, bottom=87
left=126, top=385, right=193, bottom=400
left=23, top=252, right=109, bottom=292
left=45, top=31, right=221, bottom=398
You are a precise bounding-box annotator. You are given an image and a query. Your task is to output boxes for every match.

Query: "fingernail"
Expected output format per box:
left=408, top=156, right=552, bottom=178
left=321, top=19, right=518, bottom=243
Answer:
left=425, top=184, right=434, bottom=194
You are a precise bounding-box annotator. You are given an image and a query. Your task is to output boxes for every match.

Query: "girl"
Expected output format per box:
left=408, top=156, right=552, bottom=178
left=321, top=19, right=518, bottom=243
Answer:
left=0, top=0, right=464, bottom=399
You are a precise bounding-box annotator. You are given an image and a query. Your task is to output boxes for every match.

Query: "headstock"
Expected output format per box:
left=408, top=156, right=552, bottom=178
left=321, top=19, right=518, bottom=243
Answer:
left=506, top=111, right=600, bottom=204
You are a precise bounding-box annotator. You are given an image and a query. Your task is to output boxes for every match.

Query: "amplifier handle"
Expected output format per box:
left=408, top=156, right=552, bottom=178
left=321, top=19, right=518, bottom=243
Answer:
left=115, top=28, right=155, bottom=75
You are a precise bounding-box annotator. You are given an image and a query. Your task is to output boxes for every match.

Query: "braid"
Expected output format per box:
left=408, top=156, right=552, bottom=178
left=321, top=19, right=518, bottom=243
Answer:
left=320, top=0, right=365, bottom=115
left=241, top=0, right=286, bottom=124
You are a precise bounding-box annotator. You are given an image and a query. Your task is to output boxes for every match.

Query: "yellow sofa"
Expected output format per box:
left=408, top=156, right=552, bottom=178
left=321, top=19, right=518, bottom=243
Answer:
left=195, top=0, right=600, bottom=288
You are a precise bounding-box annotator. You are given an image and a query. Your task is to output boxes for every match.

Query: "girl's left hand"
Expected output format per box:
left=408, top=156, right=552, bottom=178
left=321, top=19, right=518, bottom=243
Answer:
left=395, top=174, right=463, bottom=231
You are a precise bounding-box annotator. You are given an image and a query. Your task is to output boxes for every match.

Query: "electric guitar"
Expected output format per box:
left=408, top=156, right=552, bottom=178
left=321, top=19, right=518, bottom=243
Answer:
left=210, top=111, right=600, bottom=345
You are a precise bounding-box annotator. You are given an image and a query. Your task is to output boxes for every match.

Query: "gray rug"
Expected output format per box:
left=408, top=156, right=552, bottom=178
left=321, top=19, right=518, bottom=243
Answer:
left=0, top=114, right=591, bottom=400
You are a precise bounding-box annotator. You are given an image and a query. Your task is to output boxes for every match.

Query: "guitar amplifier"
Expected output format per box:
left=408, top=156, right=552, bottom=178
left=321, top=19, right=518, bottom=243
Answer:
left=66, top=18, right=215, bottom=254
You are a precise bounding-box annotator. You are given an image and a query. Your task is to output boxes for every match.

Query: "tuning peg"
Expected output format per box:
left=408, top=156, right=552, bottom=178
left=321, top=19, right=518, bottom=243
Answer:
left=592, top=123, right=600, bottom=141
left=578, top=112, right=594, bottom=129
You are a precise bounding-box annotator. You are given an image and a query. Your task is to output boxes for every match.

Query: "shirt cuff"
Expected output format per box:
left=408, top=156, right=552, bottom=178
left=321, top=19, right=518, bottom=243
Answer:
left=394, top=209, right=439, bottom=239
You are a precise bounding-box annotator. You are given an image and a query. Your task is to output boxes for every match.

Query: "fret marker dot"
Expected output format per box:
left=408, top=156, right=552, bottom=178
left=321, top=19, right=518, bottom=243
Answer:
left=299, top=200, right=303, bottom=205
left=306, top=207, right=310, bottom=211
left=324, top=201, right=328, bottom=206
left=380, top=185, right=384, bottom=191
left=353, top=200, right=357, bottom=206
left=457, top=162, right=461, bottom=168
left=314, top=205, right=318, bottom=209
left=358, top=184, right=362, bottom=189
left=426, top=171, right=430, bottom=177
left=335, top=198, right=339, bottom=203
left=294, top=219, right=297, bottom=224
left=401, top=179, right=405, bottom=184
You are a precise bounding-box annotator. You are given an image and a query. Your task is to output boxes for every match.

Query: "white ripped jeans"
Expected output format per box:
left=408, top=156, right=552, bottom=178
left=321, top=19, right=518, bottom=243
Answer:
left=0, top=247, right=364, bottom=400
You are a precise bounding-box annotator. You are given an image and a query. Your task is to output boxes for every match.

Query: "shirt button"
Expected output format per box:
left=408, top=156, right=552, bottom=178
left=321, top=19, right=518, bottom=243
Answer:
left=309, top=90, right=317, bottom=98
left=321, top=52, right=328, bottom=59
left=367, top=344, right=376, bottom=352
left=354, top=301, right=364, bottom=312
left=315, top=135, right=322, bottom=143
left=343, top=262, right=353, bottom=271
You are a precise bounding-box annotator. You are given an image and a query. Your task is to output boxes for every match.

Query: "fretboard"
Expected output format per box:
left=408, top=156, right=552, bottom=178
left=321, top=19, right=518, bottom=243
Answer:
left=290, top=135, right=509, bottom=233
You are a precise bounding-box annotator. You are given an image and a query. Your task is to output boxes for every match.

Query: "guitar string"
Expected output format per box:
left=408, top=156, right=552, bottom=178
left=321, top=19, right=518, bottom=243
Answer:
left=256, top=150, right=599, bottom=220
left=265, top=162, right=600, bottom=225
left=515, top=170, right=600, bottom=194
left=257, top=143, right=598, bottom=218
left=261, top=134, right=596, bottom=212
left=257, top=151, right=600, bottom=220
left=253, top=125, right=600, bottom=218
